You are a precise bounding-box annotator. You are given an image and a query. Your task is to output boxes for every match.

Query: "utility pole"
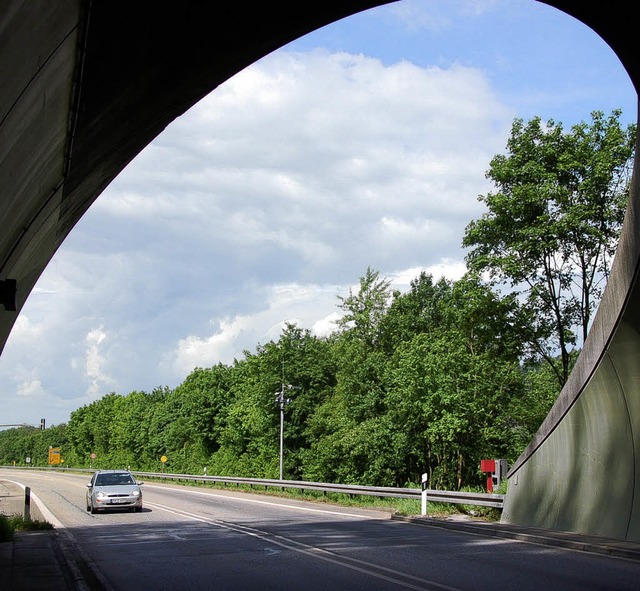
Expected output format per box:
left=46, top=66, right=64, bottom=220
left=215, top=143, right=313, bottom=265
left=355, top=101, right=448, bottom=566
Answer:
left=274, top=364, right=298, bottom=481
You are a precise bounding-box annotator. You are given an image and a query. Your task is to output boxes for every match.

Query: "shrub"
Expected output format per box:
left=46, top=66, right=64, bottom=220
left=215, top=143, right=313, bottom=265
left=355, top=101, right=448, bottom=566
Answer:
left=0, top=514, right=53, bottom=542
left=0, top=514, right=12, bottom=542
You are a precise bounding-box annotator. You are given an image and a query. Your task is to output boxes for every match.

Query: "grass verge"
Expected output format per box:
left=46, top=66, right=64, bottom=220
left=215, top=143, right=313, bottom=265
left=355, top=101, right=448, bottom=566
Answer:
left=0, top=514, right=53, bottom=542
left=141, top=476, right=501, bottom=521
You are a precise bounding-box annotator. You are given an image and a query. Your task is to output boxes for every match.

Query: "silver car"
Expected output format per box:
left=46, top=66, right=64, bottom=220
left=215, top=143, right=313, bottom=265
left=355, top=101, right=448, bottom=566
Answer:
left=86, top=470, right=143, bottom=513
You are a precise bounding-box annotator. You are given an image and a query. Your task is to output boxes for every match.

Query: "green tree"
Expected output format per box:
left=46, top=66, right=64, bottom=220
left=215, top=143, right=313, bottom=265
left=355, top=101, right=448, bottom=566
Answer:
left=153, top=365, right=234, bottom=473
left=66, top=393, right=122, bottom=466
left=213, top=323, right=336, bottom=479
left=215, top=353, right=280, bottom=477
left=333, top=267, right=392, bottom=422
left=384, top=275, right=524, bottom=489
left=336, top=267, right=391, bottom=347
left=463, top=110, right=635, bottom=386
left=272, top=323, right=337, bottom=479
left=380, top=272, right=450, bottom=350
left=0, top=426, right=39, bottom=466
left=109, top=389, right=167, bottom=470
left=503, top=357, right=567, bottom=454
left=300, top=269, right=393, bottom=484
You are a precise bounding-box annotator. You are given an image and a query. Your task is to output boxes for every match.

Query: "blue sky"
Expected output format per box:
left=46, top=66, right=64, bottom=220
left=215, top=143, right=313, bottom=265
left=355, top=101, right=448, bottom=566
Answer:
left=0, top=0, right=636, bottom=428
left=288, top=0, right=634, bottom=126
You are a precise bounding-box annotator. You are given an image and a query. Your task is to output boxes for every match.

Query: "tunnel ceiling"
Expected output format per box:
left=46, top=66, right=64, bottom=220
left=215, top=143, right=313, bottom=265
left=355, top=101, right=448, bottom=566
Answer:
left=0, top=0, right=637, bottom=355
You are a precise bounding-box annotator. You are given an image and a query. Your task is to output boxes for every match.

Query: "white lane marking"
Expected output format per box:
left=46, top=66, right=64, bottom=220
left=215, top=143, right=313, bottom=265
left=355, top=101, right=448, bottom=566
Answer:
left=1, top=477, right=114, bottom=591
left=1, top=478, right=64, bottom=528
left=145, top=483, right=389, bottom=520
left=147, top=500, right=462, bottom=591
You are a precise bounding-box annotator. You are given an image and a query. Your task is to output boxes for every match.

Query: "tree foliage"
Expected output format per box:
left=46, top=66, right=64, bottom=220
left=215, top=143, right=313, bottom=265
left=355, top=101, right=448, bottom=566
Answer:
left=463, top=110, right=635, bottom=386
left=3, top=110, right=628, bottom=491
left=0, top=268, right=558, bottom=489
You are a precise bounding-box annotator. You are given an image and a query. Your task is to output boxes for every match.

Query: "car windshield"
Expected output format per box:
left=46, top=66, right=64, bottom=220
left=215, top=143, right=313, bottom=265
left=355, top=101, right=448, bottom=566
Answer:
left=95, top=473, right=135, bottom=486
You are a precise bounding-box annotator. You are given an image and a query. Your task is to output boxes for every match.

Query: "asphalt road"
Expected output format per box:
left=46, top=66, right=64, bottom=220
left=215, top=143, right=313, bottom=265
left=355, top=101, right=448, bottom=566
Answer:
left=2, top=469, right=640, bottom=590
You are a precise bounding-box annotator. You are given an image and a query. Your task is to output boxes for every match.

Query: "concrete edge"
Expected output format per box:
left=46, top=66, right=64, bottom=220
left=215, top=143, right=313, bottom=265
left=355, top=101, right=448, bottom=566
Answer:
left=1, top=478, right=113, bottom=591
left=390, top=515, right=640, bottom=561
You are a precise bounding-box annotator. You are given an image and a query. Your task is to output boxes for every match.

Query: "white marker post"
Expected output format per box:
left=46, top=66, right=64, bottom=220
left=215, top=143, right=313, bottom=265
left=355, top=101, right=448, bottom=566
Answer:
left=24, top=486, right=31, bottom=521
left=421, top=473, right=428, bottom=516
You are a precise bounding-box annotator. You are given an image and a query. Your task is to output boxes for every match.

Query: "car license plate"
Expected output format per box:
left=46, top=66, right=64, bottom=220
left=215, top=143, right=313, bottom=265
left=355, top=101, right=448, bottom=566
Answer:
left=110, top=499, right=127, bottom=504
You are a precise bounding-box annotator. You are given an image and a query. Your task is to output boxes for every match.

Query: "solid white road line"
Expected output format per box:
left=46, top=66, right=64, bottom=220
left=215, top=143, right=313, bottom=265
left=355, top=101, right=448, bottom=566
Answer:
left=147, top=500, right=462, bottom=591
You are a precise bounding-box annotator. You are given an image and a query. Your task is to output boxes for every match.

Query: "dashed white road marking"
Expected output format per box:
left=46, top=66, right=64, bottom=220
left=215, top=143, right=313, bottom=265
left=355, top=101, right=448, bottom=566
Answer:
left=146, top=500, right=462, bottom=591
left=146, top=482, right=390, bottom=520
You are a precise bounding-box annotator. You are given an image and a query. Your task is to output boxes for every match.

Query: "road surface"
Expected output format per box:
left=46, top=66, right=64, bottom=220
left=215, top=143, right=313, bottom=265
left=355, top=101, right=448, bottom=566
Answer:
left=1, top=469, right=639, bottom=590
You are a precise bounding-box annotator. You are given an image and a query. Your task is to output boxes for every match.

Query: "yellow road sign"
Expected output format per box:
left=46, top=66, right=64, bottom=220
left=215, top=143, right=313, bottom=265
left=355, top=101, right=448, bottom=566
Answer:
left=48, top=447, right=61, bottom=465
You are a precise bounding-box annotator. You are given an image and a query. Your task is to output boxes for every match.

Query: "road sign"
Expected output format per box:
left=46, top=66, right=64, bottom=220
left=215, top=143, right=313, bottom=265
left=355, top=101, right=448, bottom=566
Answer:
left=48, top=447, right=61, bottom=465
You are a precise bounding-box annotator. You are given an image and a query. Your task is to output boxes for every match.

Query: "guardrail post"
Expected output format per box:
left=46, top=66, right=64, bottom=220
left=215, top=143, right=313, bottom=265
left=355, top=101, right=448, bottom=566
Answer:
left=421, top=473, right=428, bottom=515
left=5, top=467, right=502, bottom=510
left=24, top=486, right=31, bottom=521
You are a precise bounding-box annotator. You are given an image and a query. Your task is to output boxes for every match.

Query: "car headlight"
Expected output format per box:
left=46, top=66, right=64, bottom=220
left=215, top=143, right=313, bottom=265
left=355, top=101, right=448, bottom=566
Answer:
left=96, top=491, right=108, bottom=500
left=131, top=490, right=140, bottom=497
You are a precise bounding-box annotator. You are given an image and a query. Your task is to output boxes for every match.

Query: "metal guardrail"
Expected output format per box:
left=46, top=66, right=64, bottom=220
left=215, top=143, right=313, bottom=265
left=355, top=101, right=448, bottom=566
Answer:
left=0, top=466, right=504, bottom=509
left=134, top=472, right=504, bottom=508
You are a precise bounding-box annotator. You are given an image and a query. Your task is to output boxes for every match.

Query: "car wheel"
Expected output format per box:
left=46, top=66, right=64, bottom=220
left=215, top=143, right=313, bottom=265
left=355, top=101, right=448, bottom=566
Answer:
left=90, top=503, right=98, bottom=514
left=135, top=506, right=142, bottom=513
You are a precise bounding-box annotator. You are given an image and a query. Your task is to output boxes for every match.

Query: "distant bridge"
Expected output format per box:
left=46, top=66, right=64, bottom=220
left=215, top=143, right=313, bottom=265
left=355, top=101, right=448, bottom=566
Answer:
left=0, top=1, right=639, bottom=541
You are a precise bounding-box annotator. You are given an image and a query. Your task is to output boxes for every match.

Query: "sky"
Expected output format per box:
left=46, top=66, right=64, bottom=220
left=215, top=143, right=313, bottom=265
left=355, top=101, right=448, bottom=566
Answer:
left=1, top=0, right=637, bottom=428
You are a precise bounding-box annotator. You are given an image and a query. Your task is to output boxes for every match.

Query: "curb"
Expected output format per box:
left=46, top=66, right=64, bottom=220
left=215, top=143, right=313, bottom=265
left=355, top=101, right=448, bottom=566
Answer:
left=0, top=478, right=108, bottom=590
left=391, top=514, right=640, bottom=561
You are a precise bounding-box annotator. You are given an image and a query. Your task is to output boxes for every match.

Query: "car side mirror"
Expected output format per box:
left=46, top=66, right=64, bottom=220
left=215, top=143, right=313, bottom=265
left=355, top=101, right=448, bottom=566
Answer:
left=86, top=483, right=92, bottom=488
left=138, top=482, right=144, bottom=485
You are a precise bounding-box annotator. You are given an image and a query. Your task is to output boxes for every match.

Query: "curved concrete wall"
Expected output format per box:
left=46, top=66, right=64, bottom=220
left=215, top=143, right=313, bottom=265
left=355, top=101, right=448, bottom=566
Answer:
left=0, top=1, right=392, bottom=355
left=2, top=0, right=640, bottom=542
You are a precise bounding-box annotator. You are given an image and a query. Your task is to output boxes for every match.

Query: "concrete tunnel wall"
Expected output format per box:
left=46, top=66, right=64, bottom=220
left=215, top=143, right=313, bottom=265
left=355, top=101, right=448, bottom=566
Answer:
left=2, top=0, right=640, bottom=541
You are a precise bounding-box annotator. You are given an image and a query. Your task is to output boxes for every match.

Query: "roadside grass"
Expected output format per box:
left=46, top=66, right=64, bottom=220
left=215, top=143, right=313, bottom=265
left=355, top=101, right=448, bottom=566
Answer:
left=141, top=476, right=502, bottom=521
left=0, top=514, right=53, bottom=542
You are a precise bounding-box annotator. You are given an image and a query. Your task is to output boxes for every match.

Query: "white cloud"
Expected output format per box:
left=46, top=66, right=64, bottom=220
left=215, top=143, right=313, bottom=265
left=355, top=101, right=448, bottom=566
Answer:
left=85, top=326, right=112, bottom=397
left=169, top=282, right=345, bottom=375
left=0, top=48, right=513, bottom=425
left=312, top=312, right=343, bottom=337
left=169, top=257, right=469, bottom=376
left=8, top=315, right=44, bottom=343
left=390, top=0, right=501, bottom=32
left=389, top=261, right=468, bottom=288
left=0, top=0, right=635, bottom=430
left=17, top=379, right=45, bottom=398
left=378, top=216, right=432, bottom=238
